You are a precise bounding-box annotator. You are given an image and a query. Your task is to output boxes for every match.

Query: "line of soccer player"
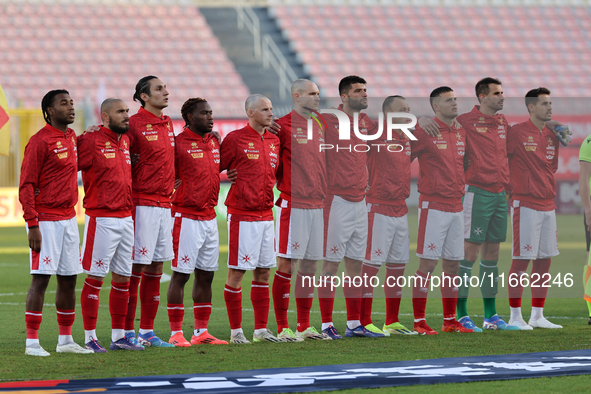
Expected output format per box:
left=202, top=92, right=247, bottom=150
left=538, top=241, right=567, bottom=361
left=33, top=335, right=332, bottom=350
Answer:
left=19, top=75, right=570, bottom=356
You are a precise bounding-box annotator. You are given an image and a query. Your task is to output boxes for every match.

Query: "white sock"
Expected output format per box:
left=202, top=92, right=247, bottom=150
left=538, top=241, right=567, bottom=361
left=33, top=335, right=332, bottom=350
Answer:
left=347, top=320, right=361, bottom=329
left=230, top=328, right=243, bottom=337
left=139, top=329, right=152, bottom=336
left=171, top=330, right=182, bottom=337
left=111, top=329, right=125, bottom=342
left=26, top=338, right=40, bottom=347
left=254, top=328, right=268, bottom=336
left=85, top=330, right=97, bottom=344
left=531, top=306, right=544, bottom=321
left=124, top=330, right=135, bottom=336
left=510, top=307, right=523, bottom=322
left=321, top=322, right=333, bottom=331
left=193, top=328, right=207, bottom=337
left=58, top=334, right=73, bottom=346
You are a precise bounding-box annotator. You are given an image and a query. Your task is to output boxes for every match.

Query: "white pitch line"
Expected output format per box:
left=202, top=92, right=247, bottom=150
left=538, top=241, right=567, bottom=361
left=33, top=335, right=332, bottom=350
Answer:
left=0, top=302, right=584, bottom=321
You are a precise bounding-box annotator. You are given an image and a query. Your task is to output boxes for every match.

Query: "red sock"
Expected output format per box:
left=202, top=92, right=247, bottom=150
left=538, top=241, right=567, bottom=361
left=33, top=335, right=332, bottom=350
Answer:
left=224, top=285, right=242, bottom=330
left=295, top=272, right=314, bottom=331
left=125, top=270, right=142, bottom=331
left=194, top=303, right=212, bottom=330
left=360, top=264, right=379, bottom=326
left=81, top=278, right=103, bottom=331
left=56, top=309, right=75, bottom=336
left=272, top=271, right=291, bottom=333
left=251, top=281, right=270, bottom=330
left=412, top=271, right=430, bottom=320
left=110, top=281, right=130, bottom=330
left=167, top=303, right=185, bottom=332
left=441, top=274, right=458, bottom=320
left=139, top=272, right=161, bottom=331
left=343, top=277, right=362, bottom=322
left=532, top=258, right=552, bottom=308
left=318, top=277, right=335, bottom=323
left=25, top=311, right=42, bottom=339
left=508, top=259, right=530, bottom=308
left=385, top=265, right=404, bottom=325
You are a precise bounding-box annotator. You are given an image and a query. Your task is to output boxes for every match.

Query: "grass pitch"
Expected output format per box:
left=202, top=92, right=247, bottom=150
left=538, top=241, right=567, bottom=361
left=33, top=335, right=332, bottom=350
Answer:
left=0, top=213, right=590, bottom=393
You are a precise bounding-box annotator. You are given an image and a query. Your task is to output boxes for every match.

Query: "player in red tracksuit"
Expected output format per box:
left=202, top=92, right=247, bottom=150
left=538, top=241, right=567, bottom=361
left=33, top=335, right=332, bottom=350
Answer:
left=410, top=86, right=474, bottom=335
left=507, top=87, right=562, bottom=330
left=125, top=76, right=175, bottom=348
left=78, top=99, right=143, bottom=352
left=220, top=94, right=283, bottom=344
left=360, top=95, right=417, bottom=336
left=19, top=90, right=92, bottom=356
left=165, top=98, right=228, bottom=347
left=320, top=75, right=384, bottom=339
left=272, top=79, right=328, bottom=341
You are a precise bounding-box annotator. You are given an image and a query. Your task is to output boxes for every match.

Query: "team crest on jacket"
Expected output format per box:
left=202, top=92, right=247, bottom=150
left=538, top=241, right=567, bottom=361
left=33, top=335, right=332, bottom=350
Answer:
left=524, top=135, right=537, bottom=152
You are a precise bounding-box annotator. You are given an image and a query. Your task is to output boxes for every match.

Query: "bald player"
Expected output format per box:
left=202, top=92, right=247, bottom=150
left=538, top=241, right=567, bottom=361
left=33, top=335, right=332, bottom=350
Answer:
left=272, top=79, right=329, bottom=341
left=220, top=95, right=284, bottom=344
left=78, top=99, right=143, bottom=352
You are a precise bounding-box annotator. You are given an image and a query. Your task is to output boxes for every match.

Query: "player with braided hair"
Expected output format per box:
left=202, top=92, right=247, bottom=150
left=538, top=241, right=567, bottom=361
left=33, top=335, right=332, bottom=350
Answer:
left=19, top=90, right=93, bottom=356
left=165, top=97, right=228, bottom=346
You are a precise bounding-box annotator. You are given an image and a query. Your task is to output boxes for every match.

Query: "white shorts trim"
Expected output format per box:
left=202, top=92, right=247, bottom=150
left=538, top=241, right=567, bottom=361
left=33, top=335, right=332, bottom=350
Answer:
left=227, top=214, right=276, bottom=271
left=132, top=206, right=174, bottom=264
left=365, top=211, right=410, bottom=265
left=416, top=202, right=464, bottom=261
left=28, top=217, right=81, bottom=276
left=324, top=196, right=368, bottom=262
left=275, top=203, right=323, bottom=261
left=511, top=202, right=559, bottom=259
left=81, top=215, right=134, bottom=277
left=172, top=216, right=219, bottom=273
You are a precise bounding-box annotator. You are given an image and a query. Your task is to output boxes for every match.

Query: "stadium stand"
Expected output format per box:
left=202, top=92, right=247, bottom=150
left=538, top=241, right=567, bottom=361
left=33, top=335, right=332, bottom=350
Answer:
left=0, top=2, right=250, bottom=118
left=273, top=5, right=591, bottom=100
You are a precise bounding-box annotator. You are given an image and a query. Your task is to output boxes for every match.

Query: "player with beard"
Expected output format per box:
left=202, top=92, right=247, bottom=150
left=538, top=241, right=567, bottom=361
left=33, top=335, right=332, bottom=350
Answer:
left=78, top=99, right=142, bottom=352
left=272, top=79, right=329, bottom=341
left=166, top=98, right=228, bottom=346
left=320, top=75, right=384, bottom=339
left=124, top=76, right=175, bottom=348
left=19, top=90, right=92, bottom=356
left=507, top=88, right=562, bottom=330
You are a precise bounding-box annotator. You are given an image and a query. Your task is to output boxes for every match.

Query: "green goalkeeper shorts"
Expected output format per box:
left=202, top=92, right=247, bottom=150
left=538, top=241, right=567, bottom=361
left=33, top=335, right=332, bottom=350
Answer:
left=462, top=185, right=507, bottom=244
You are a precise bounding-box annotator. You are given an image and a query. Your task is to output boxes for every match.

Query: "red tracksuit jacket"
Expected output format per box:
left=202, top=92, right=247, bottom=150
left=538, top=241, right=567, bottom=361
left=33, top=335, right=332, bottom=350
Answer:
left=172, top=129, right=220, bottom=221
left=507, top=119, right=559, bottom=210
left=77, top=127, right=132, bottom=217
left=325, top=104, right=374, bottom=202
left=127, top=107, right=175, bottom=207
left=220, top=124, right=280, bottom=220
left=457, top=105, right=511, bottom=193
left=19, top=124, right=78, bottom=227
left=366, top=126, right=412, bottom=217
left=411, top=117, right=467, bottom=212
left=275, top=110, right=326, bottom=209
